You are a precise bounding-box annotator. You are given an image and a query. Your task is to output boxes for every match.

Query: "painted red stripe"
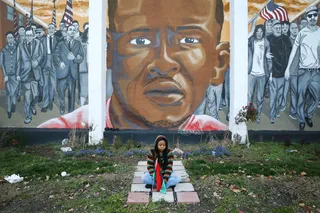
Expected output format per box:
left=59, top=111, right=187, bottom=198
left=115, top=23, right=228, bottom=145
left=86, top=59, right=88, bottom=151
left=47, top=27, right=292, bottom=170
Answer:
left=261, top=8, right=268, bottom=19
left=274, top=9, right=281, bottom=21
left=279, top=7, right=288, bottom=21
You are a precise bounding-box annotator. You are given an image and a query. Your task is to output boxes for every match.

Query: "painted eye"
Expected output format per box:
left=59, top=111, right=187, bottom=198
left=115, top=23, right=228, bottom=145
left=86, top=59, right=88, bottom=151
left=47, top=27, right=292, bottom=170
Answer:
left=130, top=38, right=151, bottom=45
left=180, top=37, right=200, bottom=44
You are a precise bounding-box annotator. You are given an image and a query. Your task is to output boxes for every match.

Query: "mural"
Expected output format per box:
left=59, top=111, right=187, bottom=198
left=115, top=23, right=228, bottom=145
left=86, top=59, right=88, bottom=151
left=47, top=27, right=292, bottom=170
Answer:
left=247, top=0, right=320, bottom=131
left=0, top=0, right=88, bottom=127
left=36, top=0, right=231, bottom=130
left=0, top=0, right=231, bottom=130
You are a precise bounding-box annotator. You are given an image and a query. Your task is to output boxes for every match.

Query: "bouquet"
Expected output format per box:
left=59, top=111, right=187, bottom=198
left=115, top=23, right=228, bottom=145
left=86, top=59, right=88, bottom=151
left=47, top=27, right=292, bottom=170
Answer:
left=235, top=103, right=257, bottom=125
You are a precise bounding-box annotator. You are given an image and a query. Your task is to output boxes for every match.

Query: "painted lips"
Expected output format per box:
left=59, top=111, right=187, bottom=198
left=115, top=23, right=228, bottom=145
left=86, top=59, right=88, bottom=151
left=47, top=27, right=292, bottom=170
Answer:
left=144, top=81, right=185, bottom=106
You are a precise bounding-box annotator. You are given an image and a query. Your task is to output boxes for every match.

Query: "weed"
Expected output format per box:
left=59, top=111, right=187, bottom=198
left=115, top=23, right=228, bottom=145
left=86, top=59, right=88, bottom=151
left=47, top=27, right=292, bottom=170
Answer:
left=113, top=135, right=123, bottom=149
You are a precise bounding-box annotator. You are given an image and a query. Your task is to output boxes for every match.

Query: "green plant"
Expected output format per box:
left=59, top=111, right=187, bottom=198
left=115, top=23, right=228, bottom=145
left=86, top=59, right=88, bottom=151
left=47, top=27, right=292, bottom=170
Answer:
left=0, top=128, right=27, bottom=149
left=126, top=138, right=135, bottom=150
left=100, top=138, right=109, bottom=149
left=113, top=135, right=123, bottom=149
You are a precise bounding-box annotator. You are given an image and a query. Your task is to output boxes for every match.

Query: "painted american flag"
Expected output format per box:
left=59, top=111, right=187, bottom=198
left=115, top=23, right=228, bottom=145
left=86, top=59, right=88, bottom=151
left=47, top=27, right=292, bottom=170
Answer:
left=52, top=0, right=57, bottom=27
left=27, top=0, right=34, bottom=27
left=260, top=0, right=289, bottom=22
left=13, top=0, right=18, bottom=38
left=61, top=0, right=73, bottom=26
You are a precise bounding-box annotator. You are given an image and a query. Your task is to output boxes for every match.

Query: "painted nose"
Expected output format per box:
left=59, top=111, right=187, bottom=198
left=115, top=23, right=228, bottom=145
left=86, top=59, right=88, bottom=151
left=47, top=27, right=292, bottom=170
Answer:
left=147, top=42, right=180, bottom=77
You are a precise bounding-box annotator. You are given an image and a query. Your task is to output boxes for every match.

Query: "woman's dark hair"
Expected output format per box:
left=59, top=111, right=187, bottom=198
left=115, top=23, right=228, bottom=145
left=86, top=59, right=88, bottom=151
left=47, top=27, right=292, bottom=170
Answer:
left=82, top=28, right=89, bottom=43
left=253, top=24, right=265, bottom=39
left=154, top=135, right=169, bottom=171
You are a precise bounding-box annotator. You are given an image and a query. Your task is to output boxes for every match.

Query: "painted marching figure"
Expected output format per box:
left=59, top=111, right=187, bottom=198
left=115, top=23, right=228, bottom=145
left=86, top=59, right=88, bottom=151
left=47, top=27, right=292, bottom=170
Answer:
left=281, top=22, right=300, bottom=119
left=285, top=6, right=320, bottom=131
left=40, top=23, right=58, bottom=112
left=1, top=32, right=19, bottom=118
left=79, top=28, right=89, bottom=106
left=16, top=27, right=44, bottom=124
left=267, top=20, right=292, bottom=124
left=248, top=25, right=272, bottom=124
left=53, top=25, right=84, bottom=114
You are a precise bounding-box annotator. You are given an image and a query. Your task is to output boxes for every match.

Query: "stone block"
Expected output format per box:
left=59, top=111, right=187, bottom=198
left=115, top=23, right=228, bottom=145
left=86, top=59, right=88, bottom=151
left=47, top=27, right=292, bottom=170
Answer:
left=131, top=184, right=150, bottom=192
left=127, top=192, right=149, bottom=204
left=174, top=183, right=195, bottom=192
left=134, top=172, right=144, bottom=177
left=136, top=166, right=147, bottom=172
left=132, top=177, right=142, bottom=184
left=173, top=161, right=183, bottom=166
left=176, top=192, right=200, bottom=204
left=152, top=192, right=174, bottom=203
left=181, top=177, right=190, bottom=183
left=173, top=165, right=185, bottom=171
left=175, top=170, right=188, bottom=177
left=138, top=161, right=147, bottom=166
left=152, top=187, right=173, bottom=192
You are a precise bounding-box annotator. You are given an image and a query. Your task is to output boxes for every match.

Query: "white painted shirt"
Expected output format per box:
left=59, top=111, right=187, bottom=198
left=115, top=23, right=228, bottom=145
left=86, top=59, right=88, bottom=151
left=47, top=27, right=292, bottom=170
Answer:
left=251, top=39, right=265, bottom=76
left=295, top=27, right=320, bottom=68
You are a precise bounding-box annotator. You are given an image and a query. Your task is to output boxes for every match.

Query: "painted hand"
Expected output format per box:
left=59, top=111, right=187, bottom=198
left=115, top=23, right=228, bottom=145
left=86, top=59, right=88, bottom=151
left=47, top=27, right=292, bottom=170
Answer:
left=60, top=62, right=66, bottom=69
left=268, top=75, right=272, bottom=84
left=16, top=76, right=20, bottom=81
left=32, top=60, right=38, bottom=68
left=67, top=52, right=75, bottom=60
left=4, top=76, right=8, bottom=82
left=266, top=52, right=273, bottom=59
left=284, top=69, right=290, bottom=80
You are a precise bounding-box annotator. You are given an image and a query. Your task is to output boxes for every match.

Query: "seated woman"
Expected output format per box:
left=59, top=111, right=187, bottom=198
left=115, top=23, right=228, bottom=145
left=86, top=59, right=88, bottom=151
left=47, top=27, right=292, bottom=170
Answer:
left=141, top=135, right=181, bottom=190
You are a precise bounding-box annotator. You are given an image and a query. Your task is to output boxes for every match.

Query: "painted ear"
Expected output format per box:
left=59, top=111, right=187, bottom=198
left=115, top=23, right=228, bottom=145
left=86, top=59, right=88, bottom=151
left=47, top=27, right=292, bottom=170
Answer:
left=106, top=28, right=113, bottom=69
left=210, top=41, right=230, bottom=86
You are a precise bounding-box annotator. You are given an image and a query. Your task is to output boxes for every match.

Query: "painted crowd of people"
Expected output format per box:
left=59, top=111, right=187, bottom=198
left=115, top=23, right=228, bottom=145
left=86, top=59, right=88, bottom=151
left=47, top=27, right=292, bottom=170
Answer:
left=247, top=6, right=320, bottom=130
left=0, top=20, right=89, bottom=124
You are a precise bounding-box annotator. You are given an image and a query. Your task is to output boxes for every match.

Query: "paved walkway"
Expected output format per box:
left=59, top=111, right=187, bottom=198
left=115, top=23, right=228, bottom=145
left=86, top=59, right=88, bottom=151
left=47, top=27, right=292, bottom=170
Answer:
left=127, top=161, right=200, bottom=204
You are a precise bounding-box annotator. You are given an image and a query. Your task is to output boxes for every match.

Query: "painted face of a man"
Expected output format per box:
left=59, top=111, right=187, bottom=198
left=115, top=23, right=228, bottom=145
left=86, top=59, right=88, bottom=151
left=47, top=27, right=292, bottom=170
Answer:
left=265, top=20, right=273, bottom=35
left=59, top=22, right=66, bottom=30
left=6, top=34, right=15, bottom=45
left=300, top=19, right=308, bottom=29
left=36, top=29, right=44, bottom=38
left=281, top=23, right=289, bottom=35
left=48, top=24, right=56, bottom=36
left=290, top=23, right=298, bottom=36
left=67, top=26, right=76, bottom=38
left=25, top=30, right=34, bottom=43
left=307, top=11, right=318, bottom=26
left=272, top=24, right=282, bottom=37
left=108, top=0, right=228, bottom=127
left=62, top=26, right=68, bottom=38
left=72, top=22, right=79, bottom=31
left=18, top=28, right=25, bottom=36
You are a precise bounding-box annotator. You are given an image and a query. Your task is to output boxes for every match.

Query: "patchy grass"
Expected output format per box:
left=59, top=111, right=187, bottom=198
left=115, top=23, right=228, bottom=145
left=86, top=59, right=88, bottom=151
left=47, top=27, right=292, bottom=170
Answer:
left=0, top=142, right=320, bottom=212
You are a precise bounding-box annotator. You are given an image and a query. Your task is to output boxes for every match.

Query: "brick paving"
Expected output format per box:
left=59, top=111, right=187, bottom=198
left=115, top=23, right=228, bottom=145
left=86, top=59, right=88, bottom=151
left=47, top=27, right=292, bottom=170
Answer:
left=126, top=161, right=200, bottom=204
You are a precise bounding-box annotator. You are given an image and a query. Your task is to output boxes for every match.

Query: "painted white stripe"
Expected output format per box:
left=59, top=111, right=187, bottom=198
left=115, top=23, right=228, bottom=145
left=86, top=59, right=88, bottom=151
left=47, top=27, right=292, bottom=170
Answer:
left=66, top=4, right=73, bottom=12
left=261, top=8, right=268, bottom=20
left=279, top=7, right=288, bottom=21
left=266, top=7, right=276, bottom=19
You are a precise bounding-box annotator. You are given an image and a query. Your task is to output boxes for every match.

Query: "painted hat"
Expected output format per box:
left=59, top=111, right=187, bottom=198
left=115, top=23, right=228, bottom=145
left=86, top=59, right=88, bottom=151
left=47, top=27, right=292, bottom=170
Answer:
left=272, top=19, right=281, bottom=27
left=305, top=5, right=318, bottom=15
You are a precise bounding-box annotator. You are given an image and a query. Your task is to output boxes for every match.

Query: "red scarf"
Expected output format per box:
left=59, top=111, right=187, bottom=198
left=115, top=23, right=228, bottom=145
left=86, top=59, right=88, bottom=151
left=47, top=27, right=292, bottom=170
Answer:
left=155, top=159, right=162, bottom=191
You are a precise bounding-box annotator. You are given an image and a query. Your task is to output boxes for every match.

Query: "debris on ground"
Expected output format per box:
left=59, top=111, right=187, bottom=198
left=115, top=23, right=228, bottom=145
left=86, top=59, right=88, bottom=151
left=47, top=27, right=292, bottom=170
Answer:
left=62, top=138, right=69, bottom=146
left=61, top=172, right=70, bottom=177
left=61, top=147, right=72, bottom=152
left=4, top=174, right=24, bottom=183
